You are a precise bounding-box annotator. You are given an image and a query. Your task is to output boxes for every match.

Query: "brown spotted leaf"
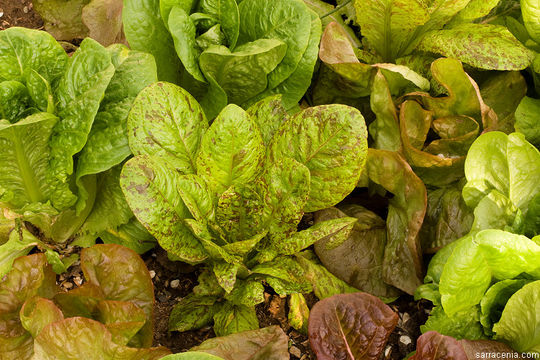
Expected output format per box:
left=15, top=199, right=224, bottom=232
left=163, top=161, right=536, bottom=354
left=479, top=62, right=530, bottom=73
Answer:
left=269, top=104, right=367, bottom=212
left=308, top=292, right=398, bottom=360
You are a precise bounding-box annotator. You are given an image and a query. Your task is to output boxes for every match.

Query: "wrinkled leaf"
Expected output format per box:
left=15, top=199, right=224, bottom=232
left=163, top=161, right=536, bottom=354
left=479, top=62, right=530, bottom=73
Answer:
left=308, top=292, right=398, bottom=360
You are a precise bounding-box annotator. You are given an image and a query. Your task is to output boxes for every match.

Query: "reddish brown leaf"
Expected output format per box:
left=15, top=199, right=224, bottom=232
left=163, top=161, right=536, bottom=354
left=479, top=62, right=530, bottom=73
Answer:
left=411, top=331, right=524, bottom=360
left=308, top=292, right=398, bottom=360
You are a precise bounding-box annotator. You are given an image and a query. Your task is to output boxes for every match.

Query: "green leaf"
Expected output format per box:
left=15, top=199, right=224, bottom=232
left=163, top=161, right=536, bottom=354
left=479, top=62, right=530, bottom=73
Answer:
left=99, top=218, right=156, bottom=255
left=80, top=244, right=156, bottom=347
left=177, top=174, right=215, bottom=222
left=0, top=228, right=39, bottom=278
left=0, top=81, right=29, bottom=122
left=516, top=96, right=540, bottom=147
left=269, top=104, right=367, bottom=212
left=245, top=95, right=288, bottom=146
left=0, top=27, right=67, bottom=83
left=200, top=0, right=239, bottom=48
left=417, top=24, right=535, bottom=70
left=276, top=217, right=356, bottom=256
left=522, top=0, right=540, bottom=44
left=420, top=306, right=486, bottom=340
left=76, top=45, right=158, bottom=178
left=237, top=0, right=312, bottom=89
left=160, top=0, right=195, bottom=25
left=33, top=317, right=171, bottom=359
left=213, top=261, right=240, bottom=293
left=470, top=190, right=523, bottom=233
left=288, top=293, right=309, bottom=334
left=27, top=70, right=54, bottom=113
left=354, top=0, right=429, bottom=61
left=263, top=157, right=310, bottom=243
left=493, top=281, right=540, bottom=353
left=161, top=353, right=224, bottom=360
left=169, top=294, right=218, bottom=332
left=168, top=6, right=206, bottom=83
left=192, top=326, right=288, bottom=360
left=123, top=0, right=182, bottom=83
left=450, top=0, right=501, bottom=23
left=224, top=279, right=265, bottom=307
left=296, top=251, right=358, bottom=299
left=196, top=104, right=264, bottom=194
left=77, top=165, right=141, bottom=249
left=368, top=71, right=401, bottom=151
left=366, top=149, right=426, bottom=295
left=244, top=9, right=322, bottom=109
left=251, top=256, right=312, bottom=295
left=128, top=82, right=208, bottom=174
left=213, top=302, right=259, bottom=336
left=0, top=112, right=58, bottom=209
left=439, top=230, right=540, bottom=315
left=439, top=238, right=491, bottom=316
left=52, top=38, right=115, bottom=210
left=480, top=279, right=531, bottom=335
left=463, top=132, right=540, bottom=214
left=121, top=155, right=208, bottom=263
left=215, top=184, right=269, bottom=242
left=199, top=39, right=287, bottom=105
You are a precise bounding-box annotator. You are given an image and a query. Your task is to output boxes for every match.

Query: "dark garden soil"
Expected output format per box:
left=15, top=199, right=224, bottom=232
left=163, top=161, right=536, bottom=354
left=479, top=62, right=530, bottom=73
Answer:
left=8, top=4, right=431, bottom=359
left=0, top=0, right=43, bottom=30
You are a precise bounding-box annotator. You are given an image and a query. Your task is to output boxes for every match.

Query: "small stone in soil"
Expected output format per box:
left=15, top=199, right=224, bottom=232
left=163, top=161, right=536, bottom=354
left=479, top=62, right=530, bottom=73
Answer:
left=62, top=282, right=73, bottom=289
left=149, top=270, right=156, bottom=279
left=399, top=335, right=412, bottom=345
left=289, top=346, right=302, bottom=358
left=170, top=279, right=180, bottom=288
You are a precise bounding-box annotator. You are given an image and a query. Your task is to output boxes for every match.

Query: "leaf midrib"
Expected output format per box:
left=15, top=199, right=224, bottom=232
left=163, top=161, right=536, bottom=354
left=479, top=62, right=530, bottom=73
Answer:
left=9, top=127, right=44, bottom=203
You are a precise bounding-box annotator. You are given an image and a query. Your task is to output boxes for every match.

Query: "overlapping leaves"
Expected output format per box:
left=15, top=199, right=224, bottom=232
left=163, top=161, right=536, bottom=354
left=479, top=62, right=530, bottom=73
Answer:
left=120, top=82, right=368, bottom=335
left=123, top=0, right=322, bottom=118
left=0, top=244, right=169, bottom=359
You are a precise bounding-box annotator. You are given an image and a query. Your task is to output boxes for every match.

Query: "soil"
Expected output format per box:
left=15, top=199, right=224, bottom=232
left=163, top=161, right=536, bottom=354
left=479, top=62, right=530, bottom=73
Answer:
left=0, top=0, right=43, bottom=30
left=7, top=4, right=432, bottom=359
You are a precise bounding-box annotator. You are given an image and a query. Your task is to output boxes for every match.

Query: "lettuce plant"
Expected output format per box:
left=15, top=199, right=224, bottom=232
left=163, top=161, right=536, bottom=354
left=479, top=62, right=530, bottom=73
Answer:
left=0, top=244, right=170, bottom=359
left=314, top=148, right=427, bottom=297
left=416, top=132, right=540, bottom=351
left=353, top=0, right=533, bottom=69
left=123, top=0, right=322, bottom=118
left=120, top=82, right=368, bottom=335
left=0, top=28, right=157, bottom=258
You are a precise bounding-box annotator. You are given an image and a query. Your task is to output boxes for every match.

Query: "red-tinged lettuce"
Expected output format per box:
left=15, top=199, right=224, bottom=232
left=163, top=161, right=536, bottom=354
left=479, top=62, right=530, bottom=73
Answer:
left=0, top=244, right=168, bottom=359
left=120, top=82, right=368, bottom=335
left=123, top=0, right=322, bottom=118
left=308, top=292, right=399, bottom=360
left=411, top=331, right=524, bottom=360
left=0, top=28, right=158, bottom=262
left=33, top=0, right=125, bottom=46
left=314, top=149, right=426, bottom=295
